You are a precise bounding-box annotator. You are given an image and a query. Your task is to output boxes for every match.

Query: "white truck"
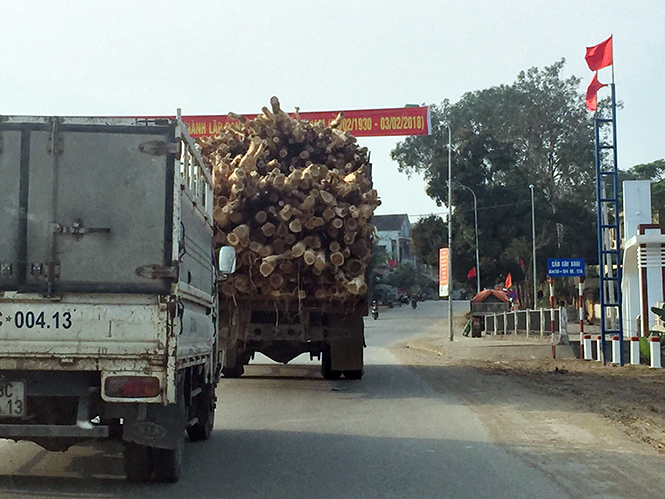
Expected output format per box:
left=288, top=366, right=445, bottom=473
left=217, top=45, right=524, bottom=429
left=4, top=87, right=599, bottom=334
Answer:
left=0, top=113, right=219, bottom=482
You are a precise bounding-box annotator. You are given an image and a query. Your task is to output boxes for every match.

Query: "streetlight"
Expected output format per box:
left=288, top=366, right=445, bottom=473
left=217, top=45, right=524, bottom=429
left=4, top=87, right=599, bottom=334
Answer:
left=447, top=125, right=453, bottom=342
left=529, top=184, right=537, bottom=309
left=457, top=183, right=480, bottom=295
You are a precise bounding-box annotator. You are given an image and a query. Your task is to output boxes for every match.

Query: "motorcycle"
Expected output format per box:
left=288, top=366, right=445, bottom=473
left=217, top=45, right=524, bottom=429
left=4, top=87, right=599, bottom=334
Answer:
left=371, top=301, right=379, bottom=320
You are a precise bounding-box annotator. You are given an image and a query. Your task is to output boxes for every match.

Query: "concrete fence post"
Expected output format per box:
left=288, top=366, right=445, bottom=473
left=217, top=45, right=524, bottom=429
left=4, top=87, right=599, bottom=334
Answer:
left=514, top=311, right=518, bottom=336
left=630, top=337, right=640, bottom=365
left=583, top=334, right=592, bottom=360
left=612, top=336, right=621, bottom=364
left=650, top=336, right=662, bottom=369
left=540, top=309, right=545, bottom=338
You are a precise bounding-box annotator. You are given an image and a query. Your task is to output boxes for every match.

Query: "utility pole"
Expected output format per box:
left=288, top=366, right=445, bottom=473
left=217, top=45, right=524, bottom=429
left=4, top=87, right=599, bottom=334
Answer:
left=448, top=125, right=453, bottom=341
left=529, top=184, right=537, bottom=308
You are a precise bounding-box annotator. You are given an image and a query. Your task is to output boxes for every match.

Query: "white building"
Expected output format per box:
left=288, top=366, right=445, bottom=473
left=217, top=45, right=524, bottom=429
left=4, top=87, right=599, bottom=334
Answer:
left=372, top=214, right=416, bottom=266
left=622, top=180, right=665, bottom=337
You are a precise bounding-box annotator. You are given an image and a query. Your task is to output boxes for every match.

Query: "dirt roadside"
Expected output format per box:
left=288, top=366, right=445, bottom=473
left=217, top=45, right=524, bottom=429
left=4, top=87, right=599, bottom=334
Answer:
left=391, top=314, right=665, bottom=498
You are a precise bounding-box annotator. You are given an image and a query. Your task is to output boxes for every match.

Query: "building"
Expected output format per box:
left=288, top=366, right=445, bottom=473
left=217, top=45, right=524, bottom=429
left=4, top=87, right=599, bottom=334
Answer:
left=372, top=214, right=416, bottom=266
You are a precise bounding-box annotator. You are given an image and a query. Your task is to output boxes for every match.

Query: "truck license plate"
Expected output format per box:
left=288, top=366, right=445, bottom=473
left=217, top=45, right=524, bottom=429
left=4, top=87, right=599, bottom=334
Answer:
left=0, top=381, right=25, bottom=417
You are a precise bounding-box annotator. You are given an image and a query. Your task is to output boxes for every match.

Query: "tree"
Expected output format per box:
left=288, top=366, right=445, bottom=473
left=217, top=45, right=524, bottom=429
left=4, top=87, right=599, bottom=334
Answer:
left=411, top=215, right=447, bottom=267
left=391, top=59, right=597, bottom=302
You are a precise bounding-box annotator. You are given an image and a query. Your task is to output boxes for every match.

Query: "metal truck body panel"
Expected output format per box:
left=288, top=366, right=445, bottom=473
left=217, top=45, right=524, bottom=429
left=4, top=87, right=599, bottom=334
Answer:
left=0, top=115, right=218, bottom=480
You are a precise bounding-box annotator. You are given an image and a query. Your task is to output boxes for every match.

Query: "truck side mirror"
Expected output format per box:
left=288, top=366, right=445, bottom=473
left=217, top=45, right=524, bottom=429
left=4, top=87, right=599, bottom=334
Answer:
left=218, top=246, right=237, bottom=278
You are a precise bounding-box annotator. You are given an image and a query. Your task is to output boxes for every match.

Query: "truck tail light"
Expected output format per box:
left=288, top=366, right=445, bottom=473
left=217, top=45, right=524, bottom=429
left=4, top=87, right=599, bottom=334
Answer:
left=105, top=376, right=160, bottom=398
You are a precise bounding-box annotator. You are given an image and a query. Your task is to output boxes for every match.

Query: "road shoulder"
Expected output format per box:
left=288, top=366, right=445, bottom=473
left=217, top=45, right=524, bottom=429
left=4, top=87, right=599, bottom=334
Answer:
left=391, top=327, right=665, bottom=498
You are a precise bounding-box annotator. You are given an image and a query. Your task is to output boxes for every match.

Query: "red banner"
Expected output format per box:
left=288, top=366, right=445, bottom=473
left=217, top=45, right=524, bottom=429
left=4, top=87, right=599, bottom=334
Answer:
left=439, top=248, right=449, bottom=298
left=180, top=106, right=431, bottom=138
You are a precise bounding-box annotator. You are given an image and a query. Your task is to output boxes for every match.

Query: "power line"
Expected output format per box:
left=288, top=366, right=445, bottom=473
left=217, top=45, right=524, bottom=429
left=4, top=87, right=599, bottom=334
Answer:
left=407, top=199, right=530, bottom=219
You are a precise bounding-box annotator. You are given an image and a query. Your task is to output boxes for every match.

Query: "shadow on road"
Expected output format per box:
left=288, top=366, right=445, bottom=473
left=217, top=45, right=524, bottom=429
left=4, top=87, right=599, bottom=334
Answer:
left=0, top=429, right=663, bottom=498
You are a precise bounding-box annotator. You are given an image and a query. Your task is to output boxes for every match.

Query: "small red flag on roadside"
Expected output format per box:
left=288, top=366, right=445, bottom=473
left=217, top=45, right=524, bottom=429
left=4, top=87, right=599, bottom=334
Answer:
left=585, top=36, right=613, bottom=71
left=586, top=72, right=607, bottom=111
left=505, top=273, right=513, bottom=289
left=467, top=267, right=476, bottom=279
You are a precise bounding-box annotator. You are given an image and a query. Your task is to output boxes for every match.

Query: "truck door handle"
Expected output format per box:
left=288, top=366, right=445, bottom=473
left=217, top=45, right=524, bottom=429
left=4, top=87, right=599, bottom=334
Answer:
left=52, top=218, right=111, bottom=236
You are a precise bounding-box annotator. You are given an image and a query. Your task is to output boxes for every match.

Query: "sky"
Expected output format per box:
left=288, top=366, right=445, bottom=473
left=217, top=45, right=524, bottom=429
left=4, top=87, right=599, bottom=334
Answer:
left=1, top=0, right=663, bottom=221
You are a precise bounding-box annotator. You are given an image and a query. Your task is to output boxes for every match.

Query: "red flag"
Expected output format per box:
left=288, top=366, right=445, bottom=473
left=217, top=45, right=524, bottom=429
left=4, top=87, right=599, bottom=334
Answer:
left=467, top=267, right=476, bottom=279
left=585, top=73, right=607, bottom=111
left=505, top=273, right=512, bottom=289
left=387, top=258, right=398, bottom=268
left=519, top=258, right=525, bottom=270
left=585, top=36, right=613, bottom=71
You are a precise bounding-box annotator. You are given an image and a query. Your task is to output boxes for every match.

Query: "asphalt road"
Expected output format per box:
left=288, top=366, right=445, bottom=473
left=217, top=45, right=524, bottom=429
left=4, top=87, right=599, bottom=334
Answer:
left=0, top=300, right=570, bottom=498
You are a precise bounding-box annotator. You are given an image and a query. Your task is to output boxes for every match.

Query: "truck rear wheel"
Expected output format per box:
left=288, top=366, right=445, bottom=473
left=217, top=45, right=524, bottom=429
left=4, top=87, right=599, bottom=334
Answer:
left=123, top=442, right=153, bottom=482
left=152, top=431, right=184, bottom=483
left=222, top=346, right=246, bottom=378
left=187, top=384, right=215, bottom=442
left=222, top=361, right=244, bottom=378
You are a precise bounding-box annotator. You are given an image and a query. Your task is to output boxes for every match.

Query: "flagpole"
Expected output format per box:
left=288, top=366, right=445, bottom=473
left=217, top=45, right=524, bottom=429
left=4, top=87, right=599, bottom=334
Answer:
left=611, top=34, right=615, bottom=85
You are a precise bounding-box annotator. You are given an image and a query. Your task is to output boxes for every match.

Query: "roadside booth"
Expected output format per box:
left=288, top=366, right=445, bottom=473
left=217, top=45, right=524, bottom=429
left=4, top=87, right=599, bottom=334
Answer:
left=470, top=289, right=511, bottom=337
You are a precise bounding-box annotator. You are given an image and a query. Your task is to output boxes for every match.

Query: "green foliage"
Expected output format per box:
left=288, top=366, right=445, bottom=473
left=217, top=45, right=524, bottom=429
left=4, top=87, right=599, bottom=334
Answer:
left=371, top=243, right=389, bottom=269
left=383, top=262, right=434, bottom=293
left=411, top=215, right=447, bottom=267
left=391, top=59, right=597, bottom=298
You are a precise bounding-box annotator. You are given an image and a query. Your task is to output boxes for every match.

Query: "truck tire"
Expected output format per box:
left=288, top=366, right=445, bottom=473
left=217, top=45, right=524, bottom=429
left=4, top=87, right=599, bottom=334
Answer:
left=152, top=431, right=184, bottom=483
left=221, top=360, right=244, bottom=378
left=321, top=347, right=342, bottom=380
left=222, top=346, right=245, bottom=378
left=123, top=441, right=153, bottom=482
left=187, top=384, right=215, bottom=442
left=343, top=370, right=363, bottom=380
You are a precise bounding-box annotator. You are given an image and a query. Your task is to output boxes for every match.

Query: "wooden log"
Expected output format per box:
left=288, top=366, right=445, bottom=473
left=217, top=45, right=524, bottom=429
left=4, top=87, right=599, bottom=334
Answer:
left=289, top=219, right=303, bottom=233
left=314, top=251, right=326, bottom=271
left=259, top=256, right=281, bottom=277
left=346, top=259, right=365, bottom=277
left=269, top=273, right=284, bottom=288
left=261, top=222, right=276, bottom=238
left=255, top=211, right=268, bottom=224
left=343, top=231, right=357, bottom=245
left=292, top=241, right=306, bottom=258
left=259, top=244, right=274, bottom=257
left=226, top=232, right=240, bottom=247
left=276, top=223, right=289, bottom=238
left=303, top=236, right=321, bottom=249
left=303, top=249, right=316, bottom=266
left=322, top=207, right=336, bottom=221
left=346, top=276, right=367, bottom=295
left=279, top=260, right=294, bottom=274
left=330, top=251, right=345, bottom=267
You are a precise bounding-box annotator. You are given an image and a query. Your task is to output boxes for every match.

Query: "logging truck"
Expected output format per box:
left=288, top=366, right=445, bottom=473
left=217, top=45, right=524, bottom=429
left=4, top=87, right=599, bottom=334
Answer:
left=0, top=113, right=219, bottom=482
left=205, top=98, right=377, bottom=380
left=217, top=248, right=367, bottom=380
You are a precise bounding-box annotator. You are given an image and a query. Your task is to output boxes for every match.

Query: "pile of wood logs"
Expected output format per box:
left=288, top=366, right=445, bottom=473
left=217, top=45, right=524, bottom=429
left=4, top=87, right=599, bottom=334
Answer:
left=200, top=97, right=380, bottom=301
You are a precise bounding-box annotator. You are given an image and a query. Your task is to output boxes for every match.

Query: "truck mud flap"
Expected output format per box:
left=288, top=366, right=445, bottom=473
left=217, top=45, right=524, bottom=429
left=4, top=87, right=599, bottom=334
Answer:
left=123, top=402, right=187, bottom=450
left=329, top=335, right=364, bottom=372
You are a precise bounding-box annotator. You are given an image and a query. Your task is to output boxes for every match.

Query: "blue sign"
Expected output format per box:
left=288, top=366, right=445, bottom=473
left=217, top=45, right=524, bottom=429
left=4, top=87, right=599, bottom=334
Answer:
left=547, top=258, right=585, bottom=277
